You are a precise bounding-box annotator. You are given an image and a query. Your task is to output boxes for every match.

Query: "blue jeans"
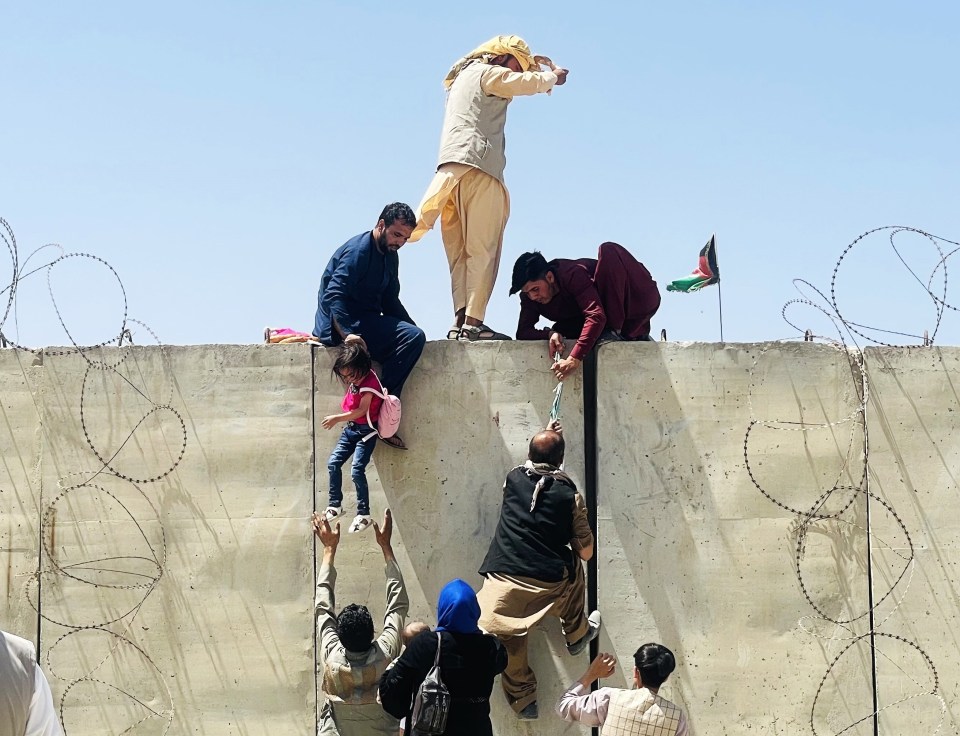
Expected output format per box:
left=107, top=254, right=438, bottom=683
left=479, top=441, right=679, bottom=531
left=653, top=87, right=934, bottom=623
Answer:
left=327, top=423, right=376, bottom=515
left=354, top=315, right=425, bottom=397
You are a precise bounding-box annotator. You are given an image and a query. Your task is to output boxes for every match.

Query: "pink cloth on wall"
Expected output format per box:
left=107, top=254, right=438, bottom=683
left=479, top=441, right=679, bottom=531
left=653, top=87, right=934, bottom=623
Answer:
left=265, top=327, right=319, bottom=344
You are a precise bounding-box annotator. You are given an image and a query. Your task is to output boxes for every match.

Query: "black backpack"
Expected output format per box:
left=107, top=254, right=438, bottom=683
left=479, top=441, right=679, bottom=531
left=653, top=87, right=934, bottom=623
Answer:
left=409, top=633, right=451, bottom=734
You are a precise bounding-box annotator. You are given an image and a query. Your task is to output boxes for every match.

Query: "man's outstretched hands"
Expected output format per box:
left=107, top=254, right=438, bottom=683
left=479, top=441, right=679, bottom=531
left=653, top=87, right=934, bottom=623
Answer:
left=373, top=508, right=392, bottom=547
left=312, top=512, right=341, bottom=552
left=374, top=509, right=396, bottom=561
left=312, top=508, right=395, bottom=562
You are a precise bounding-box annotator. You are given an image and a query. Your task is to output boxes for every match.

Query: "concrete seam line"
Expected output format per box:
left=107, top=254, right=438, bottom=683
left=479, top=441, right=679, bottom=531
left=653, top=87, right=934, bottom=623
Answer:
left=311, top=343, right=320, bottom=731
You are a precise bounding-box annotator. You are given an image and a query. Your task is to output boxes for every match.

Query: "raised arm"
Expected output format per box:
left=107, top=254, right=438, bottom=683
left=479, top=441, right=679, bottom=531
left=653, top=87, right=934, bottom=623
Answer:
left=374, top=510, right=409, bottom=660
left=557, top=654, right=616, bottom=725
left=312, top=513, right=342, bottom=658
left=481, top=66, right=560, bottom=98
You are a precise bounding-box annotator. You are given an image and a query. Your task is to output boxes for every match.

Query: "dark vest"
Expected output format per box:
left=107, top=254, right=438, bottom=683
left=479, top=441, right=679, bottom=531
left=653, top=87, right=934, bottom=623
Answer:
left=479, top=466, right=578, bottom=583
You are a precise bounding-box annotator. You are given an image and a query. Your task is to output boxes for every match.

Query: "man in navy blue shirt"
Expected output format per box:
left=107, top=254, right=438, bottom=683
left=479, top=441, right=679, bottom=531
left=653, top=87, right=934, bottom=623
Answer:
left=314, top=203, right=426, bottom=449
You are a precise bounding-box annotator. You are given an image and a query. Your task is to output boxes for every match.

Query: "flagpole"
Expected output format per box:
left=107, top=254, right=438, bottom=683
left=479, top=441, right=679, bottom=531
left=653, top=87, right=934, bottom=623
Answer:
left=717, top=280, right=724, bottom=342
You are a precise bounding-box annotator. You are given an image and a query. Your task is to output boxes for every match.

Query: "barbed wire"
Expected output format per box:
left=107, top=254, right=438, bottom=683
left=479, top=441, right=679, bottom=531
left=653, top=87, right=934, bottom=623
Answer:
left=2, top=217, right=180, bottom=733
left=783, top=226, right=960, bottom=347
left=746, top=226, right=954, bottom=734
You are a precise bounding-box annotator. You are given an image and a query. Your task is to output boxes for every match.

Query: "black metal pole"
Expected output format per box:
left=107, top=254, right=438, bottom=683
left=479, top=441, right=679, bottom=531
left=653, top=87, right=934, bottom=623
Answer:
left=717, top=281, right=724, bottom=343
left=862, top=388, right=879, bottom=736
left=582, top=349, right=600, bottom=736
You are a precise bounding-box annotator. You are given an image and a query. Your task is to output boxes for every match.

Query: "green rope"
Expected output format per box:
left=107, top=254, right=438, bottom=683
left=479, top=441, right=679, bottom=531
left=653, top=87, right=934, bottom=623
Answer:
left=549, top=352, right=563, bottom=422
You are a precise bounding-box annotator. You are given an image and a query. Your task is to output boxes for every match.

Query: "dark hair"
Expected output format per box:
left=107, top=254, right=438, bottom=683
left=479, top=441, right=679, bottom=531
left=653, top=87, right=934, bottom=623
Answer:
left=528, top=430, right=564, bottom=467
left=634, top=643, right=676, bottom=689
left=509, top=251, right=550, bottom=295
left=337, top=604, right=375, bottom=653
left=378, top=202, right=417, bottom=229
left=331, top=341, right=372, bottom=384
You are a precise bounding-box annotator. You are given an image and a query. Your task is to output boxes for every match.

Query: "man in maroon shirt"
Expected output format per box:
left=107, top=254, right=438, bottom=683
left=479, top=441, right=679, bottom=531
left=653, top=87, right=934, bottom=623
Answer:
left=510, top=243, right=661, bottom=380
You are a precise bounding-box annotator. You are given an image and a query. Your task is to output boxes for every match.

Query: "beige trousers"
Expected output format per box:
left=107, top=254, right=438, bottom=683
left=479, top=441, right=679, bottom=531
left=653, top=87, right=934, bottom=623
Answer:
left=477, top=562, right=589, bottom=713
left=412, top=165, right=509, bottom=323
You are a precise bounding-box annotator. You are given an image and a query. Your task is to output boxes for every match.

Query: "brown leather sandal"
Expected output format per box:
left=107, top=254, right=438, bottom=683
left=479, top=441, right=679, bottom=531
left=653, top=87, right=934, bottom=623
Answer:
left=458, top=324, right=511, bottom=341
left=380, top=434, right=408, bottom=450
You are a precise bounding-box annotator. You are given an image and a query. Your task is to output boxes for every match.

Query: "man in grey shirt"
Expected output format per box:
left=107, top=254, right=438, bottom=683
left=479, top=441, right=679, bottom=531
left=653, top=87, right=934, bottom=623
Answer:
left=313, top=509, right=409, bottom=735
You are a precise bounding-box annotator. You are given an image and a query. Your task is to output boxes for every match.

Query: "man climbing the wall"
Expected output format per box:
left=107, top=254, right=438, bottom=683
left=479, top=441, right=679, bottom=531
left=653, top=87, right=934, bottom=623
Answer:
left=314, top=202, right=426, bottom=450
left=408, top=35, right=569, bottom=342
left=476, top=422, right=601, bottom=721
left=313, top=509, right=409, bottom=735
left=510, top=243, right=661, bottom=381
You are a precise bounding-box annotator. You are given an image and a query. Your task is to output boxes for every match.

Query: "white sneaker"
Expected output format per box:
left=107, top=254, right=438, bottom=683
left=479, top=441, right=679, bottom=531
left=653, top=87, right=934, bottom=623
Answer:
left=348, top=514, right=373, bottom=533
left=323, top=506, right=345, bottom=522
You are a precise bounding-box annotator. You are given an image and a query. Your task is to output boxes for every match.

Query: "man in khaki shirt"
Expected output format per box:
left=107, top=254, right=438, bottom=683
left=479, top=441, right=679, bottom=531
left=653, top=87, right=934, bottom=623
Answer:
left=314, top=510, right=409, bottom=736
left=409, top=35, right=569, bottom=342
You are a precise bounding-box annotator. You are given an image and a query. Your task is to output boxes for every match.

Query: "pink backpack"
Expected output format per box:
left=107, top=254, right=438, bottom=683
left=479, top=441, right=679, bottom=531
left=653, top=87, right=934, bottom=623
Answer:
left=359, top=372, right=401, bottom=440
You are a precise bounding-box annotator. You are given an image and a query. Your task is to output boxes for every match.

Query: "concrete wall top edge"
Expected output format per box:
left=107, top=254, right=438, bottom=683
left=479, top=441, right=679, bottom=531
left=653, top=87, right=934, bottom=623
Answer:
left=13, top=341, right=960, bottom=352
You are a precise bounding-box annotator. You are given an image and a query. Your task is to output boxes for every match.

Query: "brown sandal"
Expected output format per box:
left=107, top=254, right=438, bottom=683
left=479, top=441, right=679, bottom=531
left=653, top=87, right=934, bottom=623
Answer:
left=380, top=434, right=408, bottom=450
left=458, top=324, right=511, bottom=341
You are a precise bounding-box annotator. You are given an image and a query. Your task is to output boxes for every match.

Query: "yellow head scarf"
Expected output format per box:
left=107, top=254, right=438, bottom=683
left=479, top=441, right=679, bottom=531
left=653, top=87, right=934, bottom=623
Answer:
left=443, top=35, right=540, bottom=89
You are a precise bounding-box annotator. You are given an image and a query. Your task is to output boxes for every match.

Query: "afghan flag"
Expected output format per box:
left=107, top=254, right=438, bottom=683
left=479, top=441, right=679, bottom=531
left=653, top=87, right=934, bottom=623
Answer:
left=666, top=234, right=719, bottom=292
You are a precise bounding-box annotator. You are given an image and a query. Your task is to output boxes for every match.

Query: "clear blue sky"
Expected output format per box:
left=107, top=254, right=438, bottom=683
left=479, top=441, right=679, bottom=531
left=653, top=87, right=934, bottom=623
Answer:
left=2, top=1, right=958, bottom=348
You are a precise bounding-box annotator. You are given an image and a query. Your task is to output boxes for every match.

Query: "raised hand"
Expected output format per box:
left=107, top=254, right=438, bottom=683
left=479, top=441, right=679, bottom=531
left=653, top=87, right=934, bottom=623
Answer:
left=312, top=512, right=341, bottom=550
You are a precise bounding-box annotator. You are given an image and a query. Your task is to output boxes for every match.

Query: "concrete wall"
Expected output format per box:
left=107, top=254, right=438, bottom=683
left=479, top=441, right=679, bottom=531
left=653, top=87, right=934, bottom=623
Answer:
left=864, top=347, right=960, bottom=735
left=1, top=341, right=957, bottom=735
left=315, top=341, right=586, bottom=736
left=0, top=349, right=43, bottom=643
left=1, top=346, right=315, bottom=735
left=598, top=342, right=873, bottom=734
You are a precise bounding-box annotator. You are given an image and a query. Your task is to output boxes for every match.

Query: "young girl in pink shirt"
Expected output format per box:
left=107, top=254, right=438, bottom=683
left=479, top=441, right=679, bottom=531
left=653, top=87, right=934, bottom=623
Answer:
left=321, top=341, right=384, bottom=533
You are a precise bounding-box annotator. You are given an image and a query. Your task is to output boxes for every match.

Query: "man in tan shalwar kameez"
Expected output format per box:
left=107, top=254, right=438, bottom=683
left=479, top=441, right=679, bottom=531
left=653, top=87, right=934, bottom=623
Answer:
left=408, top=35, right=569, bottom=341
